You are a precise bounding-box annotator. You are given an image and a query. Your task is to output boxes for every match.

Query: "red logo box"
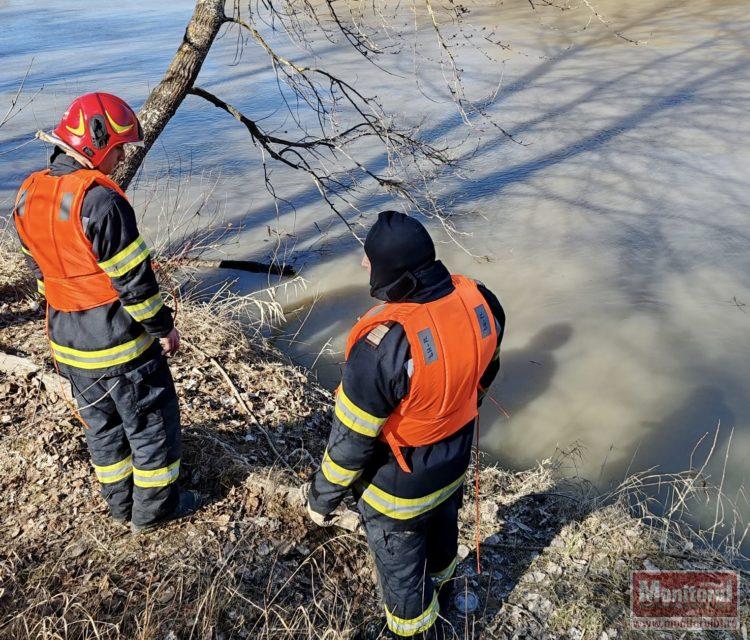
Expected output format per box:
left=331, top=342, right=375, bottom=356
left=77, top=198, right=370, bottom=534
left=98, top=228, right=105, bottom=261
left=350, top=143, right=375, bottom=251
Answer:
left=631, top=570, right=739, bottom=630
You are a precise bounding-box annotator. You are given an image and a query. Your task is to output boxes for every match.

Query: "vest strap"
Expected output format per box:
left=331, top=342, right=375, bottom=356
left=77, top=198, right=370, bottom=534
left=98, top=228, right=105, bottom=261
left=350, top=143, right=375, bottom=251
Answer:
left=383, top=430, right=412, bottom=474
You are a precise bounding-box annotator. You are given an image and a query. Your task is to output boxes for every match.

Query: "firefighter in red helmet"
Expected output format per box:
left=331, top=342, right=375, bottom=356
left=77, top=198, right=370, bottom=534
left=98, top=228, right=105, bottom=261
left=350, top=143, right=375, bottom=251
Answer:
left=13, top=93, right=200, bottom=533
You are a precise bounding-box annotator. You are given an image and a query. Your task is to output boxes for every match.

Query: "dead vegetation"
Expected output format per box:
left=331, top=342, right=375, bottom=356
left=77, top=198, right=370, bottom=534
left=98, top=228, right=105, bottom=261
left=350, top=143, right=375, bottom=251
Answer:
left=0, top=235, right=748, bottom=640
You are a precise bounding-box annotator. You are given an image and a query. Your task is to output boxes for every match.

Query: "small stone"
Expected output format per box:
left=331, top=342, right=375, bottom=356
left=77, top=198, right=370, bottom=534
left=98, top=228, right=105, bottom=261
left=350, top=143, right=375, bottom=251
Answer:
left=157, top=586, right=175, bottom=604
left=550, top=537, right=565, bottom=548
left=457, top=544, right=470, bottom=559
left=528, top=571, right=546, bottom=584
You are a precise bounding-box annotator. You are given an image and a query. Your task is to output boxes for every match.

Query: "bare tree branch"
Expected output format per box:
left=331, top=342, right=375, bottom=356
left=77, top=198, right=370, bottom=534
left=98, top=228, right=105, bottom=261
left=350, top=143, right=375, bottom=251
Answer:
left=1, top=59, right=42, bottom=133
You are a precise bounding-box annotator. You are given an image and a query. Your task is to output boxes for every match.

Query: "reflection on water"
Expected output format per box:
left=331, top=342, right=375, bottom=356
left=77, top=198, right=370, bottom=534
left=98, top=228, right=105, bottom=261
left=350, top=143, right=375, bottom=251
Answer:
left=1, top=0, right=748, bottom=533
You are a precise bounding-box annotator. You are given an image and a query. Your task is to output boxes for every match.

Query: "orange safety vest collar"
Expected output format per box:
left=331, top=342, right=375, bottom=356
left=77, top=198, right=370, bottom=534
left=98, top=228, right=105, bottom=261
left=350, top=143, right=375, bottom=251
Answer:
left=13, top=169, right=124, bottom=312
left=345, top=275, right=497, bottom=473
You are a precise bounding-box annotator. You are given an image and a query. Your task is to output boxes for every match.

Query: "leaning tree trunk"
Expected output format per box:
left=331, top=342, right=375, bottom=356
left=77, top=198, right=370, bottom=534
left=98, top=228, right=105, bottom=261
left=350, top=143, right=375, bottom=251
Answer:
left=113, top=0, right=226, bottom=190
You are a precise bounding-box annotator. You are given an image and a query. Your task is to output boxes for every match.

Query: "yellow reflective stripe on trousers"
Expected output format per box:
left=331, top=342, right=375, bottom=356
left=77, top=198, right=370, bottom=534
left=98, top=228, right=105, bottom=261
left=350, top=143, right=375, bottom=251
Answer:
left=93, top=455, right=133, bottom=484
left=430, top=555, right=458, bottom=586
left=386, top=592, right=439, bottom=637
left=359, top=473, right=465, bottom=521
left=123, top=292, right=164, bottom=322
left=133, top=460, right=180, bottom=488
left=334, top=387, right=386, bottom=437
left=20, top=245, right=32, bottom=256
left=98, top=236, right=149, bottom=278
left=37, top=279, right=45, bottom=296
left=50, top=333, right=154, bottom=370
left=321, top=449, right=361, bottom=487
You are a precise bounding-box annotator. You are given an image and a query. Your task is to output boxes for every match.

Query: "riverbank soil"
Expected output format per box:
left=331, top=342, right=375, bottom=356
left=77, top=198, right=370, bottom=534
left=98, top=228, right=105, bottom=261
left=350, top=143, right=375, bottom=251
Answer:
left=0, top=240, right=747, bottom=639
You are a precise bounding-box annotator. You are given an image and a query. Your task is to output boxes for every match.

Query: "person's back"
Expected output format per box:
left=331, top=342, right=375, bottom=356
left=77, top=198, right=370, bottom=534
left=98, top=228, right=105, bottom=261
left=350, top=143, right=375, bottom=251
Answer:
left=307, top=211, right=505, bottom=639
left=13, top=92, right=199, bottom=532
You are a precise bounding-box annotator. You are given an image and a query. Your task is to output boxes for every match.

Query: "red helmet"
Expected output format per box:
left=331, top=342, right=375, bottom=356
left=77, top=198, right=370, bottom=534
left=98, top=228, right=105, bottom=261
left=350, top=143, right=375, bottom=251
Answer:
left=53, top=93, right=144, bottom=167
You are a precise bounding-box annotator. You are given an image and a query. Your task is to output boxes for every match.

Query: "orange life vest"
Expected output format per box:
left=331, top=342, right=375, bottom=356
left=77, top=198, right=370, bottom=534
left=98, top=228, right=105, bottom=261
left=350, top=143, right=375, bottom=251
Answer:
left=13, top=169, right=123, bottom=312
left=345, top=275, right=497, bottom=473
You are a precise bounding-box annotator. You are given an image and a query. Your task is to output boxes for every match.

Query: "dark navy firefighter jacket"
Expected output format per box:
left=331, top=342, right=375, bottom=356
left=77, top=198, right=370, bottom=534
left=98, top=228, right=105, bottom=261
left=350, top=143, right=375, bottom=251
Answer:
left=309, top=260, right=505, bottom=530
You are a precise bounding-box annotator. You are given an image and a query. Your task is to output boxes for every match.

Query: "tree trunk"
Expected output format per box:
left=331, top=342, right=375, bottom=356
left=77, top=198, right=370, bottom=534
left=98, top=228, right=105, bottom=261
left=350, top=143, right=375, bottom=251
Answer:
left=113, top=0, right=226, bottom=190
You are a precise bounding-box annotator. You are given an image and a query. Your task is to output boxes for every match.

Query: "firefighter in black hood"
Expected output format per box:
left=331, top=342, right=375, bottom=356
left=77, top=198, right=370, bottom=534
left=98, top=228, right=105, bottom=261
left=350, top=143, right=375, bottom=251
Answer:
left=307, top=211, right=506, bottom=638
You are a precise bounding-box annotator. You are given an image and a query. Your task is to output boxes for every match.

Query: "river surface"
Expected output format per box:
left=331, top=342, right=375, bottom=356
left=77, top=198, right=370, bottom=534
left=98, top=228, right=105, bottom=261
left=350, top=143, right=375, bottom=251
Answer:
left=1, top=0, right=748, bottom=541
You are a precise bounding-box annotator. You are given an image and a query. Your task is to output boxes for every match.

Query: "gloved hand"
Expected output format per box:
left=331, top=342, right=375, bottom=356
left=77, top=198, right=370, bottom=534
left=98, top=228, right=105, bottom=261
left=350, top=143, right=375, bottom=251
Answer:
left=307, top=501, right=335, bottom=527
left=300, top=482, right=336, bottom=527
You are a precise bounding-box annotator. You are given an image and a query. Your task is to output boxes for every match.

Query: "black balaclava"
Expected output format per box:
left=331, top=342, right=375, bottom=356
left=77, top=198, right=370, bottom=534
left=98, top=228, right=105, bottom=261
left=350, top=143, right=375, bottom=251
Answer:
left=364, top=210, right=437, bottom=301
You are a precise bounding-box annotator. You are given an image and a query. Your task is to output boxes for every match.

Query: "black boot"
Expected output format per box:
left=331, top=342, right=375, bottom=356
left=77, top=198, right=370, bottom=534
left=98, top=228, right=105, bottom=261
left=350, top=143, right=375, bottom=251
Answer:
left=131, top=490, right=202, bottom=534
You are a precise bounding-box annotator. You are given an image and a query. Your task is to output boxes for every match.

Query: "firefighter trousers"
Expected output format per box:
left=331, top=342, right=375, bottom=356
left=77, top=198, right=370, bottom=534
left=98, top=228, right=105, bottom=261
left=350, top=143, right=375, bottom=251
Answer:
left=66, top=355, right=181, bottom=526
left=362, top=489, right=462, bottom=638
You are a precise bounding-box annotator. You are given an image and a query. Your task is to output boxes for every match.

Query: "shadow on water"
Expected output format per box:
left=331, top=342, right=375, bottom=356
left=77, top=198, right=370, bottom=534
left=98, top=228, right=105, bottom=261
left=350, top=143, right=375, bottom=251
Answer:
left=275, top=283, right=377, bottom=386
left=480, top=324, right=573, bottom=470
left=492, top=323, right=572, bottom=418
left=635, top=385, right=735, bottom=475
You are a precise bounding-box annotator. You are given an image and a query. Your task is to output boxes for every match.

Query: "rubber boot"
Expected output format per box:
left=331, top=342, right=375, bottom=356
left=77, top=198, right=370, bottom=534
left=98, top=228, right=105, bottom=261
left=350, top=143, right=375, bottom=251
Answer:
left=131, top=490, right=202, bottom=534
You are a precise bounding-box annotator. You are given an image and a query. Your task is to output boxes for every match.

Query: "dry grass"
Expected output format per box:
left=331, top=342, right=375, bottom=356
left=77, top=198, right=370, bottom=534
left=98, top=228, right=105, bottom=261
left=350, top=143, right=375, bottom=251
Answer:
left=0, top=229, right=748, bottom=639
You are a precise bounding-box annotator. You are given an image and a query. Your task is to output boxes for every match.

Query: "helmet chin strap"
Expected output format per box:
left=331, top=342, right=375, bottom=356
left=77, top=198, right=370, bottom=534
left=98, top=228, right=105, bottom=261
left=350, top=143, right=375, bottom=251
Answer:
left=35, top=130, right=95, bottom=169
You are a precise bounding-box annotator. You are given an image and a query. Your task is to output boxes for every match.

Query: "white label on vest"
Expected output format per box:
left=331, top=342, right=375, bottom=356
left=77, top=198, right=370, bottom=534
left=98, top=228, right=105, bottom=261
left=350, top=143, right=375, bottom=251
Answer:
left=417, top=328, right=438, bottom=365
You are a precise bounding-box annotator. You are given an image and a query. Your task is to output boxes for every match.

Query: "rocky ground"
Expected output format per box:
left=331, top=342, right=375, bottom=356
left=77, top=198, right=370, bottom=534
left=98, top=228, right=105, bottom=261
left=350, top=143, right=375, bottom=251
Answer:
left=0, top=239, right=747, bottom=640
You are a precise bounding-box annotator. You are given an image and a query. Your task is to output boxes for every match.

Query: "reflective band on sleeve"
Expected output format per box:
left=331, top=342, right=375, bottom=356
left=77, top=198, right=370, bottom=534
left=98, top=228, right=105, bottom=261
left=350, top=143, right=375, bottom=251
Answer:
left=49, top=333, right=154, bottom=370
left=98, top=236, right=149, bottom=278
left=93, top=455, right=133, bottom=484
left=358, top=474, right=465, bottom=521
left=133, top=460, right=180, bottom=488
left=321, top=449, right=361, bottom=487
left=385, top=592, right=439, bottom=637
left=430, top=555, right=458, bottom=586
left=37, top=279, right=45, bottom=296
left=334, top=387, right=386, bottom=437
left=123, top=292, right=164, bottom=322
left=20, top=245, right=32, bottom=256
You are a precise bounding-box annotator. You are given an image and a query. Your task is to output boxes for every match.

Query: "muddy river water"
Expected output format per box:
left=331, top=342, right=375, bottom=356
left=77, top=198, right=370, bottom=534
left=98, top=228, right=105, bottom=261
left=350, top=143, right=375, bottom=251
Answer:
left=2, top=0, right=748, bottom=536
